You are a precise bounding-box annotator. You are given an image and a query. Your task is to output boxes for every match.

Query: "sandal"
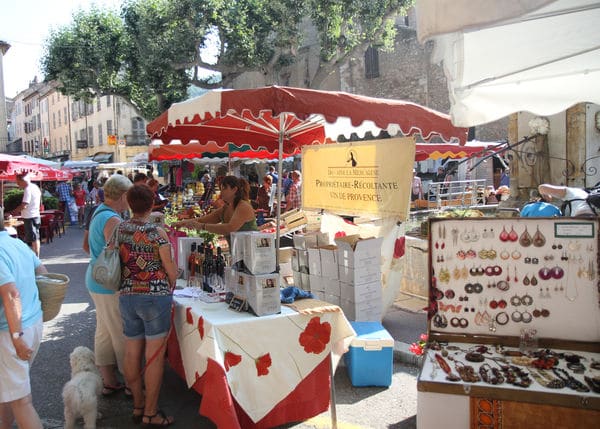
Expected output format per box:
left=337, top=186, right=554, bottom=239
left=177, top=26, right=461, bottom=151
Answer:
left=102, top=383, right=125, bottom=396
left=132, top=405, right=145, bottom=424
left=142, top=410, right=175, bottom=427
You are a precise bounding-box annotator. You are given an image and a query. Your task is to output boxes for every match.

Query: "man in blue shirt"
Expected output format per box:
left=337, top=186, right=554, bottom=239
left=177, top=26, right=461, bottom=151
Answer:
left=0, top=207, right=48, bottom=428
left=56, top=180, right=73, bottom=225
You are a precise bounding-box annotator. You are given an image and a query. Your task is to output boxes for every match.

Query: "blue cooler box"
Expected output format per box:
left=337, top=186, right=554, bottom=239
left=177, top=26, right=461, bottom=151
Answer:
left=344, top=321, right=394, bottom=387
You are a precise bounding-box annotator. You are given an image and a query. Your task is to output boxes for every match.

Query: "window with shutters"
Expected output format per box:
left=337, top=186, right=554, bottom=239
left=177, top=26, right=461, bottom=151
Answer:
left=365, top=46, right=380, bottom=79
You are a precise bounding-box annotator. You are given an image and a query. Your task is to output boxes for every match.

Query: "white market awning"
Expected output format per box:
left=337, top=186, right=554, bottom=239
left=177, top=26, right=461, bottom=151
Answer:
left=416, top=0, right=600, bottom=127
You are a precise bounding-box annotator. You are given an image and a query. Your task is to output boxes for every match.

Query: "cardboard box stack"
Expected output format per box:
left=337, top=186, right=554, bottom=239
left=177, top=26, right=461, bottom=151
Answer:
left=335, top=235, right=383, bottom=321
left=290, top=231, right=329, bottom=297
left=227, top=232, right=281, bottom=316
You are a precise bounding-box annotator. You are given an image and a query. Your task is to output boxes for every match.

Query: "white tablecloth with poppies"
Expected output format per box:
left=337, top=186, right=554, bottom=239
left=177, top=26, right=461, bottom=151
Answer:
left=171, top=296, right=355, bottom=426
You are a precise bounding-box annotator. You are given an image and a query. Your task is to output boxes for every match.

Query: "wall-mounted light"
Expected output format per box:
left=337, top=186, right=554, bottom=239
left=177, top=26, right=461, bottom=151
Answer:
left=595, top=111, right=600, bottom=132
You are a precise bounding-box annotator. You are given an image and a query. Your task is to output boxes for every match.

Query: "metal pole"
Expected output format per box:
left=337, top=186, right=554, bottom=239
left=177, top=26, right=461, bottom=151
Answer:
left=275, top=115, right=284, bottom=268
left=330, top=353, right=338, bottom=429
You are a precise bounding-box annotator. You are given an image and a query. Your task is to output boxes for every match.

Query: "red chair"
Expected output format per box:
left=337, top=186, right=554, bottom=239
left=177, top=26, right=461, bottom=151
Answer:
left=39, top=214, right=54, bottom=244
left=53, top=211, right=65, bottom=236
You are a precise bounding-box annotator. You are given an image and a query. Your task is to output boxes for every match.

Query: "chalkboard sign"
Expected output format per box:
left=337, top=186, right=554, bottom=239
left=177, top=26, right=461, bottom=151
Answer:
left=228, top=295, right=247, bottom=312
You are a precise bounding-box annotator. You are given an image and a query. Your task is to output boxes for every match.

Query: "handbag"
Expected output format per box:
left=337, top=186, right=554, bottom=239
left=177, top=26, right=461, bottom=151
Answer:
left=92, top=224, right=121, bottom=290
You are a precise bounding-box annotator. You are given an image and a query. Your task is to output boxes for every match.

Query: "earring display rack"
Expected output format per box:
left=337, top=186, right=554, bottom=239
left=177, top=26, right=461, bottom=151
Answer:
left=428, top=218, right=599, bottom=343
left=417, top=218, right=600, bottom=428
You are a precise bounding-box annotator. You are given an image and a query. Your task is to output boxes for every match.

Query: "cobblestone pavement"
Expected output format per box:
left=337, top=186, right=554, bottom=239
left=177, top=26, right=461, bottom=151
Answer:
left=31, top=226, right=425, bottom=428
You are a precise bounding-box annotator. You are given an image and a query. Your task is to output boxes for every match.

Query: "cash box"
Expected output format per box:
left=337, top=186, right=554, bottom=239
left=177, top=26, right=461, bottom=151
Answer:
left=344, top=321, right=394, bottom=387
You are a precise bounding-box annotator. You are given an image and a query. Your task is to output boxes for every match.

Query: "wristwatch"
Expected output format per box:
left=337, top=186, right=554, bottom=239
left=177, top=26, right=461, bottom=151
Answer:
left=12, top=331, right=24, bottom=340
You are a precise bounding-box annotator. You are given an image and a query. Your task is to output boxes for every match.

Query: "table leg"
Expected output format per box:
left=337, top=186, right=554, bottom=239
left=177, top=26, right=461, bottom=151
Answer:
left=330, top=353, right=338, bottom=429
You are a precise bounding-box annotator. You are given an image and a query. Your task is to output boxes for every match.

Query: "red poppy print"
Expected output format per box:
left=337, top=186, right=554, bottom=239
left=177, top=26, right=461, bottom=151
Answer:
left=255, top=353, right=272, bottom=376
left=186, top=307, right=194, bottom=325
left=224, top=351, right=242, bottom=371
left=197, top=316, right=204, bottom=339
left=393, top=236, right=405, bottom=259
left=298, top=317, right=331, bottom=354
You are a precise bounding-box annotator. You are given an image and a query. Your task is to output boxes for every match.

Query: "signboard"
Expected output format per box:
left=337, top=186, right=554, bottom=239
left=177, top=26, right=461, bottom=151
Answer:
left=302, top=137, right=416, bottom=219
left=107, top=134, right=117, bottom=145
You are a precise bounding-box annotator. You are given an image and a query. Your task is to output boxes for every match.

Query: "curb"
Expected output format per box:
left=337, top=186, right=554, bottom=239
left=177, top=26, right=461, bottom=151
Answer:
left=394, top=341, right=423, bottom=367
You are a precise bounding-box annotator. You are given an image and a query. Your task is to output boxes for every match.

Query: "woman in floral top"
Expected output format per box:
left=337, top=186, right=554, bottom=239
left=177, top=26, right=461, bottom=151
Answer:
left=117, top=185, right=178, bottom=427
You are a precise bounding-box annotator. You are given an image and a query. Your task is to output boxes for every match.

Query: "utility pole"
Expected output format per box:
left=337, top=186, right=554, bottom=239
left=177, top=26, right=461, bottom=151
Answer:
left=0, top=41, right=11, bottom=153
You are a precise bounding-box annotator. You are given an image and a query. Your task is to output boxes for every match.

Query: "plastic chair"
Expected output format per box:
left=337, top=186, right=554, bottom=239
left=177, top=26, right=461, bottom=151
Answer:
left=53, top=211, right=65, bottom=236
left=39, top=214, right=54, bottom=244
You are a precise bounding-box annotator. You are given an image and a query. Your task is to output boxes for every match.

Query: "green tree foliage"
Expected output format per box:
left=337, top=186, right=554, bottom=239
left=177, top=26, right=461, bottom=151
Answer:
left=42, top=0, right=413, bottom=119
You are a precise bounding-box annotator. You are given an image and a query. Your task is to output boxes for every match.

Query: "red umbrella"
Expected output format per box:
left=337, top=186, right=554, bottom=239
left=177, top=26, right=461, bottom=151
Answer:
left=147, top=86, right=467, bottom=151
left=1, top=154, right=73, bottom=203
left=0, top=154, right=45, bottom=180
left=146, top=86, right=468, bottom=250
left=148, top=141, right=301, bottom=162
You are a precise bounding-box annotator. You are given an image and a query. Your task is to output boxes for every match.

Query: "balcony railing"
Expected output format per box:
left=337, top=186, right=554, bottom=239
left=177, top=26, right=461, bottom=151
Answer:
left=413, top=179, right=491, bottom=211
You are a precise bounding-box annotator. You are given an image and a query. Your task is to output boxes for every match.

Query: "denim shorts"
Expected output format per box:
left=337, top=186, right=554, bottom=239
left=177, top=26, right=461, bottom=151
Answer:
left=119, top=294, right=173, bottom=340
left=23, top=217, right=41, bottom=243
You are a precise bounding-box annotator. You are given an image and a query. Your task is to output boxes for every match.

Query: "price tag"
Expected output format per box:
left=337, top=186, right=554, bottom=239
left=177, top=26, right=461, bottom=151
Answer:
left=554, top=222, right=595, bottom=238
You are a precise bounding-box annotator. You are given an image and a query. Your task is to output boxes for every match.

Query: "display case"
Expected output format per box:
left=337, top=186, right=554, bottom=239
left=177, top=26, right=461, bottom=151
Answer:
left=417, top=217, right=600, bottom=429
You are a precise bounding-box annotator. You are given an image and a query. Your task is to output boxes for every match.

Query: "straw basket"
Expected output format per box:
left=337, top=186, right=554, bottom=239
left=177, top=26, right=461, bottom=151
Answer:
left=36, top=273, right=70, bottom=322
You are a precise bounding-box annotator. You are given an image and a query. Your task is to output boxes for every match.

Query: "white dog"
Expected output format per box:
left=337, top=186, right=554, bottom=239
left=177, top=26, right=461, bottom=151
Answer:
left=62, top=346, right=103, bottom=429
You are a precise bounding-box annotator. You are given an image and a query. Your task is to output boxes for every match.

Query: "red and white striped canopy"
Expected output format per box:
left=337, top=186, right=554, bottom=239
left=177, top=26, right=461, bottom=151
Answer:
left=146, top=86, right=468, bottom=154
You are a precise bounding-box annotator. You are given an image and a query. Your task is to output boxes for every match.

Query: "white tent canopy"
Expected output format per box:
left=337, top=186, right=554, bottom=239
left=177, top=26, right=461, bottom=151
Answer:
left=416, top=0, right=600, bottom=127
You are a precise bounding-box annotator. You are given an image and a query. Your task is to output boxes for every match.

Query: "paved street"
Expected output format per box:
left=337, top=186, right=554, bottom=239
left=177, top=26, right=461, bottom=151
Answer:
left=30, top=225, right=424, bottom=429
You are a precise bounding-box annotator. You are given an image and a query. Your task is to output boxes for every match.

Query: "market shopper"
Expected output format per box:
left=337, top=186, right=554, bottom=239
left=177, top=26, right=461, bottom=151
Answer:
left=284, top=170, right=302, bottom=212
left=172, top=175, right=258, bottom=241
left=84, top=174, right=133, bottom=396
left=537, top=184, right=595, bottom=217
left=147, top=179, right=168, bottom=212
left=13, top=173, right=42, bottom=257
left=73, top=183, right=87, bottom=227
left=411, top=169, right=423, bottom=201
left=0, top=206, right=48, bottom=429
left=118, top=185, right=177, bottom=427
left=255, top=175, right=273, bottom=214
left=56, top=180, right=73, bottom=224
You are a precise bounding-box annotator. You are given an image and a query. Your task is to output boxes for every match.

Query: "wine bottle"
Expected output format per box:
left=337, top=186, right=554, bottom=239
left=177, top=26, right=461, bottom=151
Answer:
left=187, top=243, right=197, bottom=287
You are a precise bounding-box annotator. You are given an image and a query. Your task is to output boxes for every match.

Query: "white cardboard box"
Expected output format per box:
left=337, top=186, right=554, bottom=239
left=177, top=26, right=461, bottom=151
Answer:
left=312, top=290, right=325, bottom=301
left=244, top=232, right=277, bottom=275
left=292, top=270, right=303, bottom=289
left=308, top=274, right=325, bottom=292
left=319, top=245, right=339, bottom=279
left=292, top=249, right=309, bottom=273
left=335, top=235, right=383, bottom=270
left=324, top=294, right=341, bottom=306
left=245, top=273, right=281, bottom=316
left=307, top=248, right=322, bottom=276
left=323, top=277, right=341, bottom=297
left=338, top=264, right=381, bottom=285
left=340, top=280, right=382, bottom=302
left=293, top=231, right=329, bottom=250
left=301, top=273, right=310, bottom=290
left=341, top=297, right=383, bottom=321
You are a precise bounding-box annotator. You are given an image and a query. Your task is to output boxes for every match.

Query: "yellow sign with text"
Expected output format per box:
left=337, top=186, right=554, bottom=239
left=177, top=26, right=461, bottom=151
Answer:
left=302, top=137, right=416, bottom=219
left=107, top=134, right=117, bottom=145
